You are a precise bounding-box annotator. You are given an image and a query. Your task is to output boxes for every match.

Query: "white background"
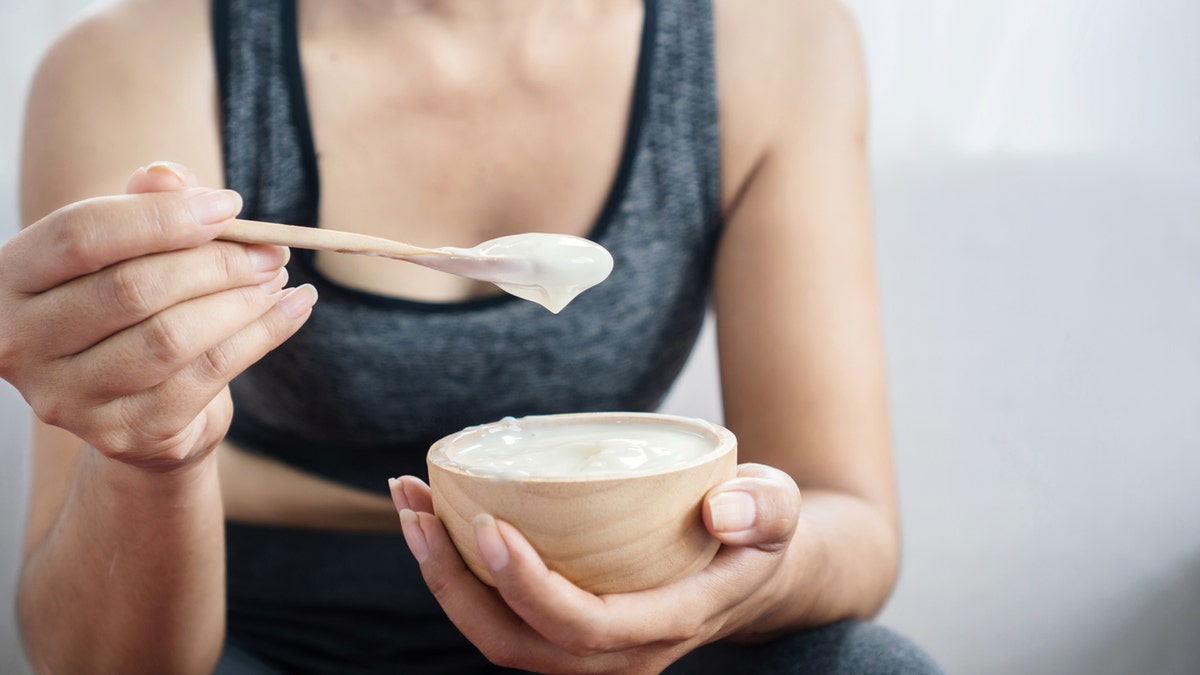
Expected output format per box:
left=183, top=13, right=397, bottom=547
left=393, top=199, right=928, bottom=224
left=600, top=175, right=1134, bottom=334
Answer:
left=3, top=1, right=1199, bottom=673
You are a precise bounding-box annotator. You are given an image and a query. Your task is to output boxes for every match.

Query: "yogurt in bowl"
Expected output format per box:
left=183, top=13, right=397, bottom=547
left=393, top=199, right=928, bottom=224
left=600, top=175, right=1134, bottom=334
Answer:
left=427, top=412, right=738, bottom=594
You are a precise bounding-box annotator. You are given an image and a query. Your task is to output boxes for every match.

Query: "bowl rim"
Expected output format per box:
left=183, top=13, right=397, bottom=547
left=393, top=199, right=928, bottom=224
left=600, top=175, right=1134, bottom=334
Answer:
left=427, top=411, right=737, bottom=482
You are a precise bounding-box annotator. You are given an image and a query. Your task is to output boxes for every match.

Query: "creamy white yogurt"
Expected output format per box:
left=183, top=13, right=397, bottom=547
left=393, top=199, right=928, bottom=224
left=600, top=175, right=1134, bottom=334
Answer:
left=443, top=416, right=718, bottom=478
left=415, top=233, right=614, bottom=313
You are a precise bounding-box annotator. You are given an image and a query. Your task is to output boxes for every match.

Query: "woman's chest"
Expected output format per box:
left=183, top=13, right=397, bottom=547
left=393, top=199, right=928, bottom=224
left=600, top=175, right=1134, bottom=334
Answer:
left=297, top=16, right=643, bottom=301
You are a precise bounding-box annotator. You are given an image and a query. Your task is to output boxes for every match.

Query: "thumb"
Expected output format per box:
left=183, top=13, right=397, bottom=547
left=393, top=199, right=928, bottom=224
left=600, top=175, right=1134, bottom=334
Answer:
left=125, top=160, right=200, bottom=194
left=703, top=463, right=801, bottom=552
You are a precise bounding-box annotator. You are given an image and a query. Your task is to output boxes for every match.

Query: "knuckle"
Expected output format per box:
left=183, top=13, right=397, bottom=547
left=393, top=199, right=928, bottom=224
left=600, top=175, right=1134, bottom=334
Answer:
left=0, top=336, right=17, bottom=379
left=671, top=612, right=707, bottom=644
left=53, top=202, right=103, bottom=272
left=128, top=192, right=193, bottom=250
left=0, top=243, right=13, bottom=287
left=213, top=242, right=249, bottom=281
left=549, top=619, right=614, bottom=658
left=25, top=368, right=81, bottom=430
left=99, top=402, right=176, bottom=460
left=141, top=314, right=191, bottom=366
left=560, top=624, right=610, bottom=657
left=0, top=306, right=31, bottom=374
left=28, top=393, right=66, bottom=429
left=196, top=343, right=236, bottom=384
left=142, top=195, right=181, bottom=242
left=107, top=264, right=157, bottom=319
left=423, top=575, right=455, bottom=604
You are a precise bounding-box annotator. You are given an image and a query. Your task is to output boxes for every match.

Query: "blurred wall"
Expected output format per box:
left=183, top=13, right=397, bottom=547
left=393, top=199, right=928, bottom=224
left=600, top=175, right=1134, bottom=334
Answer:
left=847, top=0, right=1200, bottom=159
left=1, top=2, right=98, bottom=671
left=3, top=1, right=1199, bottom=673
left=833, top=3, right=1200, bottom=672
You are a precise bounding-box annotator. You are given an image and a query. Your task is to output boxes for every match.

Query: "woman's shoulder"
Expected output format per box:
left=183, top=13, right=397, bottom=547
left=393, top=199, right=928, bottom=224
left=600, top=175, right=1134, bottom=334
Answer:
left=713, top=0, right=864, bottom=91
left=33, top=0, right=212, bottom=86
left=23, top=0, right=222, bottom=215
left=712, top=0, right=868, bottom=206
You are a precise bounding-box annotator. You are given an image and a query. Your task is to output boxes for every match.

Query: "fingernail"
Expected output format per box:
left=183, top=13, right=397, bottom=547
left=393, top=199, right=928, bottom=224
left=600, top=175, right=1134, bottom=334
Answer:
left=278, top=284, right=317, bottom=318
left=710, top=491, right=757, bottom=533
left=145, top=162, right=189, bottom=188
left=387, top=476, right=409, bottom=510
left=188, top=189, right=242, bottom=226
left=399, top=509, right=429, bottom=563
left=258, top=267, right=288, bottom=294
left=473, top=513, right=509, bottom=573
left=248, top=245, right=286, bottom=272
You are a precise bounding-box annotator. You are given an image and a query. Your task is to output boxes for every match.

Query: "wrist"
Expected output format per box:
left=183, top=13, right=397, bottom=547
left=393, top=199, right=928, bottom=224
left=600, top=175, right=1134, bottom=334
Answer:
left=82, top=443, right=220, bottom=498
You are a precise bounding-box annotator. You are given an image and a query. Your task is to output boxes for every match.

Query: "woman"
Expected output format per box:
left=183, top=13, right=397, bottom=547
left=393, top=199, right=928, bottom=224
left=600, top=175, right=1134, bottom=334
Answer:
left=3, top=0, right=942, bottom=672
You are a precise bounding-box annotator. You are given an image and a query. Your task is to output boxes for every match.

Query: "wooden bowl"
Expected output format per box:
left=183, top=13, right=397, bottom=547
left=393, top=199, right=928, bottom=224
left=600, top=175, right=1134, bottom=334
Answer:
left=427, top=412, right=738, bottom=594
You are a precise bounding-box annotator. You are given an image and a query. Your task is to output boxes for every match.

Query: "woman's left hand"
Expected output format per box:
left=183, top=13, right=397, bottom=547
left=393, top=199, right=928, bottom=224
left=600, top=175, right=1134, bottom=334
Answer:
left=389, top=463, right=801, bottom=674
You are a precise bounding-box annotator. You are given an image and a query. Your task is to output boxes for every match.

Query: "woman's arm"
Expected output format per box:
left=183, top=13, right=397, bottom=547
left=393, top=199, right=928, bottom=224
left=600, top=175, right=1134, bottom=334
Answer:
left=385, top=2, right=896, bottom=672
left=712, top=0, right=898, bottom=637
left=7, top=3, right=306, bottom=671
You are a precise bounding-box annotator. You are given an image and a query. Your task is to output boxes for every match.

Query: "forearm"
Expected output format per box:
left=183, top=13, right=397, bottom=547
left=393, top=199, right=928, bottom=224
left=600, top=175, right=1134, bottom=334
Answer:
left=220, top=442, right=401, bottom=532
left=18, top=447, right=226, bottom=674
left=726, top=489, right=900, bottom=642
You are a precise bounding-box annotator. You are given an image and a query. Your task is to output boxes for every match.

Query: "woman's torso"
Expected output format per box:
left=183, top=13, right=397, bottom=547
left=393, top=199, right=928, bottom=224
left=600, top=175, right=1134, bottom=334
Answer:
left=208, top=0, right=735, bottom=668
left=216, top=0, right=721, bottom=492
left=79, top=0, right=768, bottom=527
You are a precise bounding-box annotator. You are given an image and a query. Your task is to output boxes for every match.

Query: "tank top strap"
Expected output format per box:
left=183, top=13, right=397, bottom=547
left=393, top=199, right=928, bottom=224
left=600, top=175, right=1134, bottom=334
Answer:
left=640, top=0, right=722, bottom=244
left=212, top=0, right=317, bottom=226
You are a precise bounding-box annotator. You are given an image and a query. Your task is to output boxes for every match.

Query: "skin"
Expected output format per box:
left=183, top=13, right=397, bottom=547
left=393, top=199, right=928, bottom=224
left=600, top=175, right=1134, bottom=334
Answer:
left=3, top=0, right=893, bottom=673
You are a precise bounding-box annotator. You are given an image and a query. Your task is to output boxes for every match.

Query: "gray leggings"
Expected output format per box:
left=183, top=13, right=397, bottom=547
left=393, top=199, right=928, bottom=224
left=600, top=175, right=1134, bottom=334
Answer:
left=217, top=620, right=944, bottom=674
left=665, top=621, right=945, bottom=675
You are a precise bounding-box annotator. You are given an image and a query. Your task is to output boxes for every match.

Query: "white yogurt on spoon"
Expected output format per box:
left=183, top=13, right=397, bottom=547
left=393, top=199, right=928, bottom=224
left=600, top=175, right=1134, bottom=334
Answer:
left=219, top=221, right=612, bottom=313
left=415, top=233, right=614, bottom=313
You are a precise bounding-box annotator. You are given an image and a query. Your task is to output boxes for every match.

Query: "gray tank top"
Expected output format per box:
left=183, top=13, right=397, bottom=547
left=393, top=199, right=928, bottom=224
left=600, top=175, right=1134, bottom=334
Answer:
left=213, top=0, right=720, bottom=670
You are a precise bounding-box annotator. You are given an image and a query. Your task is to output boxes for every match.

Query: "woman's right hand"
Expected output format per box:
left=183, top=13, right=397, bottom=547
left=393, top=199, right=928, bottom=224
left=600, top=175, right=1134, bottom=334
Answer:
left=0, top=162, right=316, bottom=473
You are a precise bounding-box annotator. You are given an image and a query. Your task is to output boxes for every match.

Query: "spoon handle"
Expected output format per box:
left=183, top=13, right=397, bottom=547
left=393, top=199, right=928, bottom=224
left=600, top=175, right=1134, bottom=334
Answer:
left=219, top=219, right=448, bottom=260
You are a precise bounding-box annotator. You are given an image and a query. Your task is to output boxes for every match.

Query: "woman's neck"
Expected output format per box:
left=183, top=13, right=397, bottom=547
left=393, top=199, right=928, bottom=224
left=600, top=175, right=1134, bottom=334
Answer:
left=343, top=0, right=594, bottom=25
left=302, top=0, right=636, bottom=69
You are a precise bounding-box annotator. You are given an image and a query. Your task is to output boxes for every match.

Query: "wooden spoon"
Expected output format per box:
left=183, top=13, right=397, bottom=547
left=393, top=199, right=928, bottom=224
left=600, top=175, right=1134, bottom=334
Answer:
left=220, top=219, right=613, bottom=313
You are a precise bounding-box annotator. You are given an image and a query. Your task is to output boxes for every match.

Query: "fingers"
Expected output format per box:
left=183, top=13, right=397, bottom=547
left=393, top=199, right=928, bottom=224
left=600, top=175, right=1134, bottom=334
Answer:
left=59, top=283, right=314, bottom=456
left=389, top=470, right=788, bottom=656
left=406, top=512, right=532, bottom=649
left=477, top=516, right=719, bottom=657
left=68, top=274, right=291, bottom=396
left=703, top=463, right=801, bottom=551
left=388, top=475, right=434, bottom=514
left=400, top=509, right=631, bottom=672
left=147, top=284, right=316, bottom=406
left=2, top=188, right=242, bottom=294
left=395, top=488, right=779, bottom=673
left=388, top=478, right=624, bottom=650
left=21, top=242, right=289, bottom=358
left=394, top=466, right=803, bottom=673
left=92, top=283, right=314, bottom=451
left=12, top=162, right=289, bottom=358
left=0, top=161, right=313, bottom=468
